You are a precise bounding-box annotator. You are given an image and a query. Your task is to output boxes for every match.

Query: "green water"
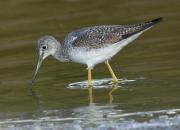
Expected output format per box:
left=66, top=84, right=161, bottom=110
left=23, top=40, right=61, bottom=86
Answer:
left=0, top=0, right=180, bottom=129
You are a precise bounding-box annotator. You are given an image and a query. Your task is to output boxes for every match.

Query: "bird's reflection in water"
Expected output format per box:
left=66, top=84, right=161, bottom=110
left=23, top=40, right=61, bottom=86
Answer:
left=108, top=83, right=120, bottom=104
left=28, top=82, right=120, bottom=110
left=25, top=84, right=124, bottom=127
left=28, top=81, right=121, bottom=121
left=73, top=96, right=122, bottom=125
left=88, top=83, right=120, bottom=105
left=88, top=85, right=94, bottom=104
left=83, top=83, right=121, bottom=125
left=28, top=86, right=43, bottom=114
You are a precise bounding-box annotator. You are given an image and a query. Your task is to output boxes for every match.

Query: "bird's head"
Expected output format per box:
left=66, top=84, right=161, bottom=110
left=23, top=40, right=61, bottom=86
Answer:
left=32, top=35, right=59, bottom=84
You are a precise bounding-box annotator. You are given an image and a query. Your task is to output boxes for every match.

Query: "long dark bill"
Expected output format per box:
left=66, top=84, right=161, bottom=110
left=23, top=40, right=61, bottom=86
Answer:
left=31, top=53, right=44, bottom=84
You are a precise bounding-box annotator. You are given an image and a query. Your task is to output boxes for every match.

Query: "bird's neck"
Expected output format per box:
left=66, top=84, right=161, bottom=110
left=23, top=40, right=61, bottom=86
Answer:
left=53, top=43, right=69, bottom=62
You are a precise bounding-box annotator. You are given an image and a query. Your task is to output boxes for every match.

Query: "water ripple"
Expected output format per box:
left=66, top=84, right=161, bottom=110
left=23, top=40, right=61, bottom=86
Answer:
left=67, top=78, right=136, bottom=89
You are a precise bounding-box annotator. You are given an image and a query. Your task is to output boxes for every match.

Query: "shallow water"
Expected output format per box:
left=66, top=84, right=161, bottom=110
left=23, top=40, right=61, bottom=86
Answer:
left=0, top=0, right=180, bottom=129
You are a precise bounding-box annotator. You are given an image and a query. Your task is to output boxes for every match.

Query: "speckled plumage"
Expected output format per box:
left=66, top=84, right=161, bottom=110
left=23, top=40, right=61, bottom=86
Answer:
left=64, top=18, right=162, bottom=50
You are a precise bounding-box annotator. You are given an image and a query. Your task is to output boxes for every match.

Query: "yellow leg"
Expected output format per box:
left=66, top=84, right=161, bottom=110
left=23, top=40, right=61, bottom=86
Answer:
left=88, top=68, right=92, bottom=86
left=88, top=68, right=93, bottom=104
left=105, top=61, right=119, bottom=84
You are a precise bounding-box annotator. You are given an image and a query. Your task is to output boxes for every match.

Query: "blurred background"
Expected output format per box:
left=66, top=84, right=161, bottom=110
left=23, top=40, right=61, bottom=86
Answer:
left=0, top=0, right=180, bottom=129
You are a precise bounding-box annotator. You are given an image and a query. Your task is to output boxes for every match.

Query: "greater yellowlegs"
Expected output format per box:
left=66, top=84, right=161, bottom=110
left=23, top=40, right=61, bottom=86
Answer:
left=32, top=18, right=162, bottom=88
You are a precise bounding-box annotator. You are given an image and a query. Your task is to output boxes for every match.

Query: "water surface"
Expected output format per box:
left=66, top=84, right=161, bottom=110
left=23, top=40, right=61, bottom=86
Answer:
left=0, top=0, right=180, bottom=129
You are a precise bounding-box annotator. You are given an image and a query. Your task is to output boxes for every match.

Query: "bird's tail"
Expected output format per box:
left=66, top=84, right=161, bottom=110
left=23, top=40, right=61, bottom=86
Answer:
left=145, top=17, right=163, bottom=27
left=121, top=17, right=163, bottom=39
left=137, top=17, right=163, bottom=33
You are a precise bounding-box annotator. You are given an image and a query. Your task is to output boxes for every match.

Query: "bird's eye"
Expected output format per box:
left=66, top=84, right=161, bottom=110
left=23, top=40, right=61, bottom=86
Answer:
left=42, top=46, right=47, bottom=50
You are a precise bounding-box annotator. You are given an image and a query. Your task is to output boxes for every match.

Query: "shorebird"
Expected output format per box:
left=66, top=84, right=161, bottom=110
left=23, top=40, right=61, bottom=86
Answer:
left=32, top=18, right=162, bottom=89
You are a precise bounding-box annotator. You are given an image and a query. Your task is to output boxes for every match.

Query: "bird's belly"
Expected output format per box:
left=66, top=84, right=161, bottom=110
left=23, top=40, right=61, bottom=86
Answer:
left=69, top=43, right=123, bottom=68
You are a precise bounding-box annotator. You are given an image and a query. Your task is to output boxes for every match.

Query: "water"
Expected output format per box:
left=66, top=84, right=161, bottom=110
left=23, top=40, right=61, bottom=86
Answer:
left=0, top=0, right=180, bottom=129
left=1, top=106, right=180, bottom=130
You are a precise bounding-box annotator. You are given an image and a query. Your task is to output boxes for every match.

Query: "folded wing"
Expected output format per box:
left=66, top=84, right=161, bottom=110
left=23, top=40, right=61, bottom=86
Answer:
left=64, top=18, right=162, bottom=49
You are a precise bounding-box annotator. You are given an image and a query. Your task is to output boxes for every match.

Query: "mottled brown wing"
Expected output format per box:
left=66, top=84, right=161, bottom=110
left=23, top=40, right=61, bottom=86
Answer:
left=69, top=25, right=141, bottom=49
left=64, top=18, right=162, bottom=49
